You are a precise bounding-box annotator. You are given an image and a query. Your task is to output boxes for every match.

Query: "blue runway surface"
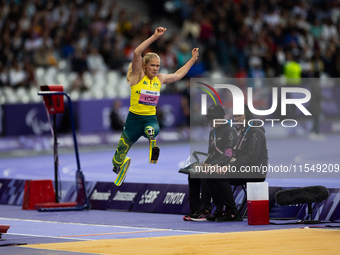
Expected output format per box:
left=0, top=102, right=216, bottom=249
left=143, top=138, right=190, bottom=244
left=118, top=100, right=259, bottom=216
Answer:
left=1, top=135, right=340, bottom=187
left=0, top=141, right=190, bottom=184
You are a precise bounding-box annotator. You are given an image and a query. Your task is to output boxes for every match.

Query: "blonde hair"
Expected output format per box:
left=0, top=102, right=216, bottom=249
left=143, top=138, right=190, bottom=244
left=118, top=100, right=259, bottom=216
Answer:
left=126, top=52, right=160, bottom=84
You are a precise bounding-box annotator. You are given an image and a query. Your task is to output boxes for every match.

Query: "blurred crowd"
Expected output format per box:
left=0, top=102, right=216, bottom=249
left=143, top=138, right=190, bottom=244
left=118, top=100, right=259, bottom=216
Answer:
left=0, top=0, right=154, bottom=91
left=1, top=0, right=340, bottom=93
left=168, top=0, right=340, bottom=80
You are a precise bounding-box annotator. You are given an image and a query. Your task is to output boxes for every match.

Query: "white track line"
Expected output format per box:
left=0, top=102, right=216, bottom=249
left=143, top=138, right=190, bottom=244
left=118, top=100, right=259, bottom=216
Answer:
left=6, top=232, right=91, bottom=241
left=0, top=217, right=211, bottom=235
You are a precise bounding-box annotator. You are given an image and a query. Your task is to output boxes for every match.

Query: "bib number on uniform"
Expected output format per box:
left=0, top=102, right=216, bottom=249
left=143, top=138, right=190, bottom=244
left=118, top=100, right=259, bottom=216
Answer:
left=139, top=89, right=160, bottom=106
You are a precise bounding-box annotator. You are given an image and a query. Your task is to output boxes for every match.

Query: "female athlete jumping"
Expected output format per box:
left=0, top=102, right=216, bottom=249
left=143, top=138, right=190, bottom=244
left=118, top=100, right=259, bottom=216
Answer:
left=112, top=26, right=199, bottom=185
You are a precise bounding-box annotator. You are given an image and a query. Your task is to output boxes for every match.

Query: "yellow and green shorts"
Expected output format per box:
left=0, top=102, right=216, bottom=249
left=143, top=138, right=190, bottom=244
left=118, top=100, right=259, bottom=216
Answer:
left=123, top=111, right=160, bottom=143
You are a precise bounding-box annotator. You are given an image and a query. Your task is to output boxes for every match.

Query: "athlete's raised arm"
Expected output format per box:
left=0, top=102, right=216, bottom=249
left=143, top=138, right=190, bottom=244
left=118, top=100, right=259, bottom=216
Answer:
left=158, top=48, right=199, bottom=85
left=131, top=27, right=166, bottom=77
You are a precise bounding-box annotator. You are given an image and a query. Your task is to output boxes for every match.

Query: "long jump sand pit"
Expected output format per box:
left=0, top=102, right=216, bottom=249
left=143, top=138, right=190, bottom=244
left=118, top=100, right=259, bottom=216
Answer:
left=27, top=228, right=340, bottom=255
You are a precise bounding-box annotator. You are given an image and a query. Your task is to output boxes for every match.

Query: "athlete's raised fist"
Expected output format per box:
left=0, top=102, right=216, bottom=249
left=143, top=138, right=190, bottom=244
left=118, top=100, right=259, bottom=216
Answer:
left=154, top=27, right=166, bottom=37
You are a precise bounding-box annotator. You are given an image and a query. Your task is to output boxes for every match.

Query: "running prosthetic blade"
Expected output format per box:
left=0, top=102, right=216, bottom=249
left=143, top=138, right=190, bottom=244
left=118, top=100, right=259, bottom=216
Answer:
left=149, top=140, right=160, bottom=164
left=114, top=156, right=131, bottom=186
left=151, top=146, right=160, bottom=163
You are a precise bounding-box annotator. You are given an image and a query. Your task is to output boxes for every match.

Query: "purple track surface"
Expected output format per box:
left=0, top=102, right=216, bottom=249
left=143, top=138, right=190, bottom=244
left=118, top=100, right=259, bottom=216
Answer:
left=1, top=135, right=340, bottom=187
left=1, top=135, right=340, bottom=254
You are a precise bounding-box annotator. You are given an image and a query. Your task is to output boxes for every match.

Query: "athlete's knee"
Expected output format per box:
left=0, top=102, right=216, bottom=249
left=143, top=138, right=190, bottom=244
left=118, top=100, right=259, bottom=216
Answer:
left=118, top=132, right=133, bottom=149
left=144, top=126, right=155, bottom=140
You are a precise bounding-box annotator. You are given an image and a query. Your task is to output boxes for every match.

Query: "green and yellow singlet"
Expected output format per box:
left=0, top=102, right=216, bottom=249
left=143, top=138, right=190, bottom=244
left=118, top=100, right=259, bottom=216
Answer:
left=129, top=75, right=161, bottom=115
